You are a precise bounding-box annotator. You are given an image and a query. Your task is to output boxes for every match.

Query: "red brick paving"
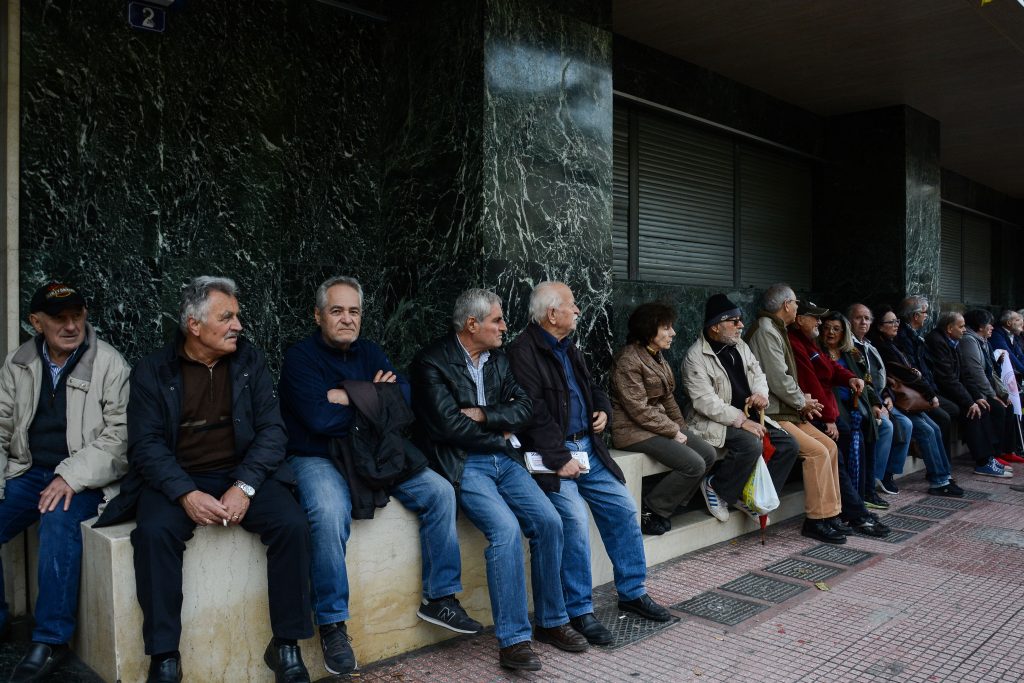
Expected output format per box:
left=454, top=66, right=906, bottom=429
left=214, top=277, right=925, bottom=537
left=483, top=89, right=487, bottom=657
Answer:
left=354, top=463, right=1024, bottom=682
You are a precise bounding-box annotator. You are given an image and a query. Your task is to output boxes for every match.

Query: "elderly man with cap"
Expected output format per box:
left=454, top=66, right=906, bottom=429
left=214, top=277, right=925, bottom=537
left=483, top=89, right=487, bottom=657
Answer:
left=0, top=282, right=130, bottom=681
left=681, top=294, right=799, bottom=525
left=786, top=300, right=890, bottom=538
left=744, top=284, right=846, bottom=544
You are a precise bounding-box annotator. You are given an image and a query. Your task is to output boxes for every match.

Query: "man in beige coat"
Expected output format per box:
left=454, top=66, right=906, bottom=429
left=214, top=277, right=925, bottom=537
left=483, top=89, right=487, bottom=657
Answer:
left=0, top=282, right=130, bottom=681
left=681, top=293, right=798, bottom=523
left=743, top=283, right=846, bottom=544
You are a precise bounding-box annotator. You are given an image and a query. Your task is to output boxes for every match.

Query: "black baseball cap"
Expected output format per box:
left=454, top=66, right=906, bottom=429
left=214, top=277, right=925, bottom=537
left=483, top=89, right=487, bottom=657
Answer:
left=796, top=300, right=829, bottom=317
left=30, top=282, right=87, bottom=315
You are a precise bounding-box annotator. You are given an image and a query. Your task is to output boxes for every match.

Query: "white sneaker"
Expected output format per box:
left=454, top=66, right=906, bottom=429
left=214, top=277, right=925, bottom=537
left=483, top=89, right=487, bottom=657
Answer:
left=734, top=500, right=770, bottom=526
left=700, top=477, right=730, bottom=522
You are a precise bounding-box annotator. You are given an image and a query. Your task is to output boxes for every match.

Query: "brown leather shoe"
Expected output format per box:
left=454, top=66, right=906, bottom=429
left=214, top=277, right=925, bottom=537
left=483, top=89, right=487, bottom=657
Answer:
left=534, top=623, right=589, bottom=652
left=498, top=641, right=541, bottom=671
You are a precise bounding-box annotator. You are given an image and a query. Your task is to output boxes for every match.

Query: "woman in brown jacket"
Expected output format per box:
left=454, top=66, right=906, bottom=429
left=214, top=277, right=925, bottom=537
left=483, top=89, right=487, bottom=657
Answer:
left=610, top=303, right=718, bottom=535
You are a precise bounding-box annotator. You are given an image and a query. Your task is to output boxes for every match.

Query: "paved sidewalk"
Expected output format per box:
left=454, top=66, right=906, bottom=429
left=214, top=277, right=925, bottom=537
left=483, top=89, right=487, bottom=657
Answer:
left=355, top=462, right=1024, bottom=683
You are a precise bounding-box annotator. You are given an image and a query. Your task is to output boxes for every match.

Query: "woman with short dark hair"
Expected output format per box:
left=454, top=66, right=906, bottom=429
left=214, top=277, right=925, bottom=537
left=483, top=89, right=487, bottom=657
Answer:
left=610, top=303, right=718, bottom=535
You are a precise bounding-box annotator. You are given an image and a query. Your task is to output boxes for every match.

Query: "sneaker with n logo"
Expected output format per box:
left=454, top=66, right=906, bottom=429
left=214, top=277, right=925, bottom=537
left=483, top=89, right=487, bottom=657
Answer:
left=417, top=596, right=483, bottom=634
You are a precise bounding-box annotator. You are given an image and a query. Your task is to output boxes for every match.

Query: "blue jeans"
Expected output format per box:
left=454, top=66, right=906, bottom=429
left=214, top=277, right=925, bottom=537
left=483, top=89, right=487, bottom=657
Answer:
left=547, top=436, right=647, bottom=618
left=0, top=465, right=102, bottom=644
left=902, top=411, right=952, bottom=486
left=458, top=454, right=566, bottom=648
left=876, top=409, right=913, bottom=483
left=288, top=456, right=462, bottom=625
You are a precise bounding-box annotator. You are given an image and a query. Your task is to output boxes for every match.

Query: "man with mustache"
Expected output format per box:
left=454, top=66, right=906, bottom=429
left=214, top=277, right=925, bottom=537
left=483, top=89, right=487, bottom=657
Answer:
left=508, top=281, right=671, bottom=647
left=0, top=282, right=130, bottom=682
left=680, top=293, right=799, bottom=525
left=96, top=276, right=314, bottom=683
left=277, top=276, right=480, bottom=677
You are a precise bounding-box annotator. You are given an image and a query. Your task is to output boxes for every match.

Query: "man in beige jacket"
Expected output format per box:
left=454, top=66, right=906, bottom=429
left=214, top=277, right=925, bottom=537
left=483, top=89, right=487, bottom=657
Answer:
left=743, top=284, right=846, bottom=544
left=681, top=293, right=798, bottom=523
left=0, top=282, right=130, bottom=681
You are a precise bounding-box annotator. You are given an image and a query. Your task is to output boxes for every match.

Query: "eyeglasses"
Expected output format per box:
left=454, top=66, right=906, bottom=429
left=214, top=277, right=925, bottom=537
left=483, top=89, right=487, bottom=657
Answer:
left=721, top=317, right=743, bottom=325
left=880, top=319, right=900, bottom=327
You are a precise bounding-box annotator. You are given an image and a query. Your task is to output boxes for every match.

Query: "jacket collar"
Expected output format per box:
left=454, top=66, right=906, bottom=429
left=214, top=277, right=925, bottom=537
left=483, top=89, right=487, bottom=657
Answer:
left=12, top=322, right=99, bottom=380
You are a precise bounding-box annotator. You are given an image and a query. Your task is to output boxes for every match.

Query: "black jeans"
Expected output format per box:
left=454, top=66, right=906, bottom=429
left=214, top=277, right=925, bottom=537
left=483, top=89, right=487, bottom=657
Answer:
left=817, top=419, right=868, bottom=521
left=721, top=425, right=799, bottom=504
left=131, top=471, right=313, bottom=654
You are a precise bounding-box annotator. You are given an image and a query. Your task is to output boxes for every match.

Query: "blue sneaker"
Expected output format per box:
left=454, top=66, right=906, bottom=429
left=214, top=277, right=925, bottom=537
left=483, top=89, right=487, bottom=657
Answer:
left=975, top=460, right=1013, bottom=478
left=700, top=476, right=730, bottom=522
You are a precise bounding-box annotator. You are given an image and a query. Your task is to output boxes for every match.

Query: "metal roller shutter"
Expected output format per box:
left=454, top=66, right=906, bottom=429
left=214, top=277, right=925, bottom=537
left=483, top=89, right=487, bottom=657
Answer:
left=962, top=214, right=992, bottom=304
left=738, top=148, right=813, bottom=289
left=939, top=205, right=962, bottom=301
left=636, top=114, right=734, bottom=286
left=612, top=108, right=629, bottom=280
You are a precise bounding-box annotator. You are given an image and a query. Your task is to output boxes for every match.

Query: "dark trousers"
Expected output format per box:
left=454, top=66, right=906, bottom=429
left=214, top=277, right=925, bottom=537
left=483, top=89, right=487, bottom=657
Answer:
left=720, top=425, right=799, bottom=503
left=836, top=408, right=873, bottom=501
left=817, top=419, right=867, bottom=521
left=944, top=401, right=997, bottom=466
left=928, top=399, right=957, bottom=457
left=632, top=430, right=717, bottom=515
left=131, top=472, right=313, bottom=654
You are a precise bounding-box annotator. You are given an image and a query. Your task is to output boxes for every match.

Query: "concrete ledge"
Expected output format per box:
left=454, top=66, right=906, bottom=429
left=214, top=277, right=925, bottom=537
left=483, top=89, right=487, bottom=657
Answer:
left=5, top=449, right=926, bottom=681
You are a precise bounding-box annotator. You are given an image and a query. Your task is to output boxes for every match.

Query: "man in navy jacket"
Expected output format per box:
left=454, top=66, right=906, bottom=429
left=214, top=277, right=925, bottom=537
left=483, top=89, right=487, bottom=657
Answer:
left=97, top=276, right=312, bottom=683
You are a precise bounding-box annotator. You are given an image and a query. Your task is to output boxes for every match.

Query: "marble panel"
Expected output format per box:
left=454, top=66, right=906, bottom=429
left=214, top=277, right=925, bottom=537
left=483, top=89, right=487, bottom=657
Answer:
left=903, top=108, right=942, bottom=310
left=481, top=0, right=615, bottom=369
left=19, top=0, right=384, bottom=373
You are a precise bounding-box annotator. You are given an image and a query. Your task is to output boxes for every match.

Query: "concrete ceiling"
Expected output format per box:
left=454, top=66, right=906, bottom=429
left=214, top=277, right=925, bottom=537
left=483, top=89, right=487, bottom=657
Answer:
left=614, top=0, right=1024, bottom=199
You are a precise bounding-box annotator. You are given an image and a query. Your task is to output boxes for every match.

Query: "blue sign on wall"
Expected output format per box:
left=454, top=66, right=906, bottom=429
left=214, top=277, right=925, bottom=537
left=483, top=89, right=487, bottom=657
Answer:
left=128, top=2, right=166, bottom=33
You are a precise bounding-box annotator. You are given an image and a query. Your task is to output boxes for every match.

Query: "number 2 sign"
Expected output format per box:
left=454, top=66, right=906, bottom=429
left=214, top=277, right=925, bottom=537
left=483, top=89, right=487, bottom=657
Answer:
left=128, top=2, right=167, bottom=33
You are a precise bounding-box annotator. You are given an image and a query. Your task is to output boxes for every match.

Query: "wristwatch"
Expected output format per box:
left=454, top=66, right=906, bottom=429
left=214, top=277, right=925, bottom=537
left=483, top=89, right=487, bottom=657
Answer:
left=233, top=480, right=255, bottom=498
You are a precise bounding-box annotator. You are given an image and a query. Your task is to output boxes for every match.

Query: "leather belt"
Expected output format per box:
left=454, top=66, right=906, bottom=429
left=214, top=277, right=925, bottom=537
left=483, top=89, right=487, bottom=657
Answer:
left=565, top=430, right=588, bottom=442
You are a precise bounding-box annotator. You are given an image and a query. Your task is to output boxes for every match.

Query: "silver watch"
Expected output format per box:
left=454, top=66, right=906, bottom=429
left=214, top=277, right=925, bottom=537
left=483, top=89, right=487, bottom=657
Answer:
left=233, top=480, right=255, bottom=498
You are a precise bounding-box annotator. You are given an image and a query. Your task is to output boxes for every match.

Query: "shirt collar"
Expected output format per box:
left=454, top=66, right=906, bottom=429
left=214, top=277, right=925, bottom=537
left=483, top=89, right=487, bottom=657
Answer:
left=456, top=335, right=489, bottom=368
left=539, top=326, right=571, bottom=352
left=40, top=338, right=84, bottom=370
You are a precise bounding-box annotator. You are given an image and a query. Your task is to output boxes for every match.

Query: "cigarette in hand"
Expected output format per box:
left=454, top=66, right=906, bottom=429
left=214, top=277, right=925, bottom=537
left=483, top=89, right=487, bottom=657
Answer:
left=222, top=519, right=228, bottom=527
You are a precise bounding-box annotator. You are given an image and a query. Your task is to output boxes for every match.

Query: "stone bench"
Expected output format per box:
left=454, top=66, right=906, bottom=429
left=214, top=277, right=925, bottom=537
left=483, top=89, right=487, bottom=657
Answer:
left=5, top=448, right=925, bottom=681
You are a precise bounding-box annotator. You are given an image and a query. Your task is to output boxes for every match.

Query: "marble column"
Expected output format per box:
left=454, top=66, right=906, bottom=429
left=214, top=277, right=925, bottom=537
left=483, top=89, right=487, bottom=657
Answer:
left=1, top=0, right=18, bottom=356
left=815, top=106, right=941, bottom=313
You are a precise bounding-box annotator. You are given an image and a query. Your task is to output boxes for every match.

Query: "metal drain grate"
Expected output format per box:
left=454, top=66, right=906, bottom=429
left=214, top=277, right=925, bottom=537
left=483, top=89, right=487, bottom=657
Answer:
left=861, top=529, right=916, bottom=544
left=971, top=527, right=1024, bottom=550
left=719, top=573, right=808, bottom=603
left=671, top=591, right=769, bottom=626
left=800, top=544, right=874, bottom=566
left=919, top=497, right=972, bottom=509
left=897, top=504, right=955, bottom=519
left=878, top=514, right=936, bottom=532
left=592, top=603, right=679, bottom=650
left=763, top=558, right=843, bottom=582
left=960, top=490, right=990, bottom=500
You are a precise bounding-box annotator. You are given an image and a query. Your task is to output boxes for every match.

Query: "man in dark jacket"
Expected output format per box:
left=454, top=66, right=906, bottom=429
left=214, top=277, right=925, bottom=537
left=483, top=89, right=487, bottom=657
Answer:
left=97, top=277, right=313, bottom=683
left=507, top=282, right=671, bottom=647
left=277, top=276, right=479, bottom=676
left=411, top=288, right=584, bottom=673
left=925, top=311, right=1008, bottom=478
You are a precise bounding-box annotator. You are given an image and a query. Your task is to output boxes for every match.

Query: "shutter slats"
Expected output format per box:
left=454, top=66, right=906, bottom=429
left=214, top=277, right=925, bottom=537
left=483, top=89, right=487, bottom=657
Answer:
left=939, top=206, right=962, bottom=301
left=963, top=215, right=992, bottom=305
left=612, top=108, right=629, bottom=279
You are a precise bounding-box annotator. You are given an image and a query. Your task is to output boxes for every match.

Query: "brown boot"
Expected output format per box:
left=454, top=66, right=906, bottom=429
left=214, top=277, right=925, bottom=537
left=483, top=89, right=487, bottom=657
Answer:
left=499, top=641, right=541, bottom=671
left=534, top=623, right=589, bottom=652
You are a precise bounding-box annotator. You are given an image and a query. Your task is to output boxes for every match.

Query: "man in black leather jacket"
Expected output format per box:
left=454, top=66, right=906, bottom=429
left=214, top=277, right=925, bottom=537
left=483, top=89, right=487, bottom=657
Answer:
left=411, top=288, right=586, bottom=672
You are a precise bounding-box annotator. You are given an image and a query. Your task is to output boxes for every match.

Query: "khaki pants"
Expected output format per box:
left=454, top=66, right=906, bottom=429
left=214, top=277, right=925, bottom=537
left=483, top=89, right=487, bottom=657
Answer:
left=778, top=421, right=841, bottom=520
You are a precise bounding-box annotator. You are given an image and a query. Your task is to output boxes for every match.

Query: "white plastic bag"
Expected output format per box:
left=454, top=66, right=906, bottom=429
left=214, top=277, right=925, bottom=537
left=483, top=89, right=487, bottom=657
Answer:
left=741, top=456, right=780, bottom=515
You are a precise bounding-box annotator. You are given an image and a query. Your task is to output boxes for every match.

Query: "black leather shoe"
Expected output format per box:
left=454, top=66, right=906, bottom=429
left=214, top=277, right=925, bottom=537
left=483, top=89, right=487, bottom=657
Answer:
left=569, top=613, right=613, bottom=645
left=263, top=641, right=311, bottom=683
left=829, top=517, right=853, bottom=536
left=10, top=642, right=69, bottom=682
left=801, top=518, right=847, bottom=544
left=499, top=641, right=541, bottom=671
left=146, top=656, right=182, bottom=683
left=534, top=623, right=589, bottom=652
left=618, top=593, right=671, bottom=622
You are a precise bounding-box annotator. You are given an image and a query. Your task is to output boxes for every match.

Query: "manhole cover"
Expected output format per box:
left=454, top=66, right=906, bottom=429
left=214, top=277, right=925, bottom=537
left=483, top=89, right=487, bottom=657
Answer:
left=971, top=527, right=1024, bottom=549
left=897, top=504, right=955, bottom=519
left=800, top=545, right=874, bottom=566
left=960, top=490, right=990, bottom=500
left=592, top=602, right=678, bottom=650
left=719, top=574, right=808, bottom=603
left=861, top=529, right=916, bottom=544
left=878, top=514, right=936, bottom=532
left=763, top=558, right=843, bottom=582
left=671, top=591, right=769, bottom=626
left=919, top=497, right=971, bottom=509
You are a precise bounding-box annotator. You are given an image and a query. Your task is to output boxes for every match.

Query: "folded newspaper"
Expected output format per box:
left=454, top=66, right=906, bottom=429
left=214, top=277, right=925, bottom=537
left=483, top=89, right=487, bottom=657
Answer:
left=524, top=450, right=590, bottom=474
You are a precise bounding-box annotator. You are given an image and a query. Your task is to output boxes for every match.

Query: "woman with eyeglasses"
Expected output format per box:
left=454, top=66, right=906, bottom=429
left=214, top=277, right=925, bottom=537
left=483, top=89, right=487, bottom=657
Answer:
left=609, top=302, right=718, bottom=535
left=868, top=306, right=963, bottom=496
left=818, top=312, right=893, bottom=510
left=960, top=309, right=1021, bottom=467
